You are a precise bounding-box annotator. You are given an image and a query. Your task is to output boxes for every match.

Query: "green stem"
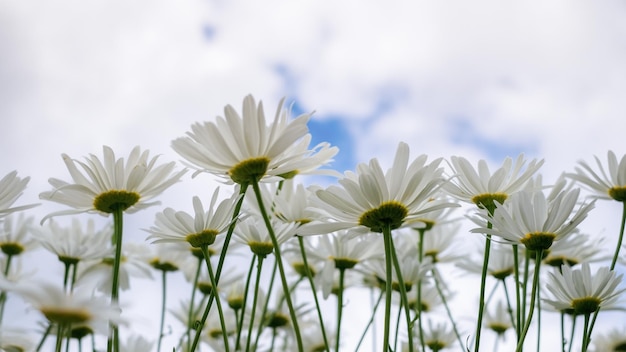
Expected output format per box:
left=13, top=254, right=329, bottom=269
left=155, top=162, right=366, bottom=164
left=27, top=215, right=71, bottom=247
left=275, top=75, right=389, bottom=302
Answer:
left=251, top=181, right=303, bottom=352
left=560, top=313, right=565, bottom=352
left=254, top=259, right=278, bottom=349
left=432, top=268, right=464, bottom=351
left=55, top=323, right=65, bottom=352
left=355, top=290, right=384, bottom=351
left=335, top=268, right=346, bottom=352
left=36, top=323, right=53, bottom=351
left=186, top=257, right=202, bottom=352
left=513, top=244, right=521, bottom=341
left=297, top=236, right=330, bottom=351
left=515, top=250, right=543, bottom=352
left=610, top=201, right=626, bottom=270
left=501, top=279, right=517, bottom=334
left=581, top=313, right=591, bottom=352
left=474, top=233, right=492, bottom=352
left=567, top=315, right=576, bottom=352
left=0, top=253, right=13, bottom=326
left=584, top=308, right=600, bottom=351
left=246, top=255, right=264, bottom=352
left=157, top=270, right=167, bottom=352
left=108, top=207, right=124, bottom=352
left=386, top=230, right=414, bottom=352
left=236, top=255, right=257, bottom=351
left=381, top=224, right=394, bottom=352
left=416, top=228, right=425, bottom=352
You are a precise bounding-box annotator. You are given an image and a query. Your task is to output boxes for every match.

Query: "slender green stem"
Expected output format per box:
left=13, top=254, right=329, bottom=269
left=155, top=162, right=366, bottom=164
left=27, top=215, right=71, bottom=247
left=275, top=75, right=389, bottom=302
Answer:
left=107, top=207, right=124, bottom=352
left=236, top=255, right=257, bottom=351
left=381, top=224, right=394, bottom=352
left=474, top=233, right=492, bottom=352
left=560, top=312, right=566, bottom=352
left=55, top=323, right=65, bottom=352
left=521, top=249, right=530, bottom=331
left=251, top=181, right=303, bottom=351
left=416, top=228, right=425, bottom=352
left=585, top=308, right=600, bottom=351
left=393, top=299, right=402, bottom=352
left=0, top=253, right=13, bottom=326
left=567, top=315, right=576, bottom=352
left=536, top=283, right=541, bottom=352
left=246, top=255, right=264, bottom=352
left=36, top=323, right=53, bottom=351
left=513, top=244, right=521, bottom=341
left=515, top=250, right=543, bottom=352
left=581, top=313, right=591, bottom=352
left=335, top=268, right=346, bottom=352
left=62, top=261, right=71, bottom=292
left=387, top=229, right=414, bottom=352
left=205, top=245, right=230, bottom=351
left=610, top=201, right=626, bottom=270
left=186, top=257, right=202, bottom=352
left=432, top=268, right=464, bottom=351
left=157, top=270, right=167, bottom=352
left=501, top=279, right=517, bottom=334
left=297, top=236, right=330, bottom=351
left=355, top=290, right=384, bottom=351
left=254, top=259, right=278, bottom=349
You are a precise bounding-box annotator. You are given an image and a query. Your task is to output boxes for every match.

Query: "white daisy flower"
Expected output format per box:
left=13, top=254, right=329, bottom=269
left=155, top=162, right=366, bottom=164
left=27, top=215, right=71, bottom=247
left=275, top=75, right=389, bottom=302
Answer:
left=404, top=319, right=457, bottom=351
left=543, top=230, right=606, bottom=268
left=591, top=326, right=626, bottom=352
left=0, top=171, right=38, bottom=220
left=299, top=142, right=456, bottom=235
left=34, top=218, right=112, bottom=264
left=15, top=282, right=122, bottom=335
left=445, top=154, right=544, bottom=211
left=145, top=188, right=241, bottom=248
left=544, top=263, right=625, bottom=315
left=120, top=335, right=154, bottom=352
left=471, top=189, right=595, bottom=251
left=172, top=94, right=338, bottom=185
left=457, top=243, right=518, bottom=281
left=484, top=300, right=513, bottom=337
left=0, top=327, right=36, bottom=352
left=233, top=217, right=297, bottom=257
left=0, top=213, right=37, bottom=257
left=39, top=145, right=186, bottom=221
left=566, top=150, right=626, bottom=202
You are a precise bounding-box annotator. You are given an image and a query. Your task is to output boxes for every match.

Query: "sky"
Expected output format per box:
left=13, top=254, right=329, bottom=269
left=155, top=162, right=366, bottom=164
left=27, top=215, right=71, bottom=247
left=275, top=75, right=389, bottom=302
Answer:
left=2, top=0, right=626, bottom=350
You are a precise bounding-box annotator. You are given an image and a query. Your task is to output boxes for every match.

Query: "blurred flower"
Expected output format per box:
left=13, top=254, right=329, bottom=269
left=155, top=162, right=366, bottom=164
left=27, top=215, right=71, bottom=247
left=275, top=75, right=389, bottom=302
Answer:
left=78, top=243, right=152, bottom=293
left=0, top=327, right=36, bottom=352
left=445, top=154, right=543, bottom=211
left=484, top=300, right=512, bottom=337
left=40, top=145, right=186, bottom=221
left=544, top=263, right=625, bottom=315
left=591, top=326, right=626, bottom=352
left=299, top=142, right=455, bottom=235
left=172, top=94, right=338, bottom=184
left=567, top=151, right=626, bottom=201
left=145, top=189, right=241, bottom=248
left=120, top=335, right=154, bottom=352
left=34, top=218, right=112, bottom=265
left=471, top=189, right=595, bottom=251
left=233, top=217, right=297, bottom=257
left=15, top=282, right=121, bottom=335
left=543, top=230, right=606, bottom=268
left=405, top=319, right=457, bottom=351
left=457, top=243, right=518, bottom=281
left=0, top=213, right=37, bottom=257
left=0, top=171, right=38, bottom=220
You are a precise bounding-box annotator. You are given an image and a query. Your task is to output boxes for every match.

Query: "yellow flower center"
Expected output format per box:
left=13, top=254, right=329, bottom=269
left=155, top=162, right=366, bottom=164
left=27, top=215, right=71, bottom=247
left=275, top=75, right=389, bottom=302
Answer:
left=332, top=257, right=358, bottom=270
left=471, top=193, right=508, bottom=214
left=149, top=259, right=179, bottom=272
left=1, top=242, right=24, bottom=256
left=70, top=325, right=93, bottom=339
left=488, top=323, right=509, bottom=335
left=358, top=201, right=409, bottom=233
left=185, top=230, right=219, bottom=248
left=41, top=307, right=91, bottom=325
left=292, top=262, right=316, bottom=277
left=265, top=312, right=290, bottom=328
left=248, top=241, right=274, bottom=257
left=491, top=268, right=514, bottom=280
left=58, top=256, right=80, bottom=266
left=228, top=157, right=270, bottom=185
left=614, top=342, right=626, bottom=351
left=544, top=256, right=579, bottom=268
left=93, top=190, right=140, bottom=213
left=609, top=186, right=626, bottom=202
left=197, top=282, right=214, bottom=296
left=571, top=296, right=601, bottom=315
left=228, top=296, right=244, bottom=310
left=520, top=232, right=556, bottom=251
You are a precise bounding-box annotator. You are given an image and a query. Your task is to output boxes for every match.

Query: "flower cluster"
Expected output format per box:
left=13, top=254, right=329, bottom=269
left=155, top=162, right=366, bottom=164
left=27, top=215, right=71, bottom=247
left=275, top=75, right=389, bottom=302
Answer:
left=1, top=95, right=625, bottom=352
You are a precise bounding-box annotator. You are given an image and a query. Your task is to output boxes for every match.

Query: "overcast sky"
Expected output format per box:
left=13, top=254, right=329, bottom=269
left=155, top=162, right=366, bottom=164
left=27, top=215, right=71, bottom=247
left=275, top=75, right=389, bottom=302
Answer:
left=2, top=1, right=626, bottom=350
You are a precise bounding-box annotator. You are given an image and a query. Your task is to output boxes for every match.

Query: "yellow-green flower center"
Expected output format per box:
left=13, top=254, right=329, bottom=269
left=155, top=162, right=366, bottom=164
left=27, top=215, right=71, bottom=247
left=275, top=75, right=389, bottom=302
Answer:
left=149, top=259, right=179, bottom=272
left=472, top=193, right=508, bottom=214
left=265, top=312, right=289, bottom=328
left=228, top=296, right=244, bottom=310
left=358, top=201, right=409, bottom=233
left=426, top=341, right=446, bottom=351
left=228, top=157, right=270, bottom=185
left=520, top=232, right=556, bottom=251
left=491, top=268, right=514, bottom=280
left=185, top=230, right=218, bottom=248
left=277, top=170, right=299, bottom=180
left=614, top=342, right=626, bottom=351
left=248, top=241, right=274, bottom=257
left=93, top=190, right=140, bottom=213
left=197, top=282, right=214, bottom=295
left=41, top=307, right=91, bottom=325
left=58, top=256, right=80, bottom=266
left=70, top=325, right=93, bottom=339
left=292, top=262, right=316, bottom=277
left=544, top=256, right=579, bottom=268
left=1, top=242, right=24, bottom=256
left=424, top=250, right=439, bottom=263
left=571, top=296, right=601, bottom=315
left=333, top=257, right=358, bottom=270
left=609, top=186, right=626, bottom=202
left=488, top=323, right=509, bottom=335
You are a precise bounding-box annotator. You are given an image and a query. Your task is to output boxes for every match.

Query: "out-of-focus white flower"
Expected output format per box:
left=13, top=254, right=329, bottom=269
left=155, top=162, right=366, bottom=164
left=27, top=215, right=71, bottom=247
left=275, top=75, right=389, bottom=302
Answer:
left=34, top=218, right=112, bottom=264
left=544, top=263, right=625, bottom=315
left=120, top=335, right=154, bottom=352
left=445, top=154, right=543, bottom=211
left=484, top=300, right=513, bottom=337
left=40, top=145, right=186, bottom=220
left=0, top=327, right=36, bottom=352
left=233, top=217, right=297, bottom=257
left=0, top=213, right=37, bottom=257
left=145, top=189, right=241, bottom=248
left=471, top=189, right=595, bottom=251
left=0, top=171, right=38, bottom=220
left=567, top=151, right=626, bottom=202
left=591, top=326, right=626, bottom=352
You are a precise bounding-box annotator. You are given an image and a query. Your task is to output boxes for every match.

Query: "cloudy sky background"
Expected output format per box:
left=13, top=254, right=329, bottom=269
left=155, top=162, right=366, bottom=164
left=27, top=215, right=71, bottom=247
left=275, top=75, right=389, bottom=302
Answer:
left=2, top=0, right=626, bottom=350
